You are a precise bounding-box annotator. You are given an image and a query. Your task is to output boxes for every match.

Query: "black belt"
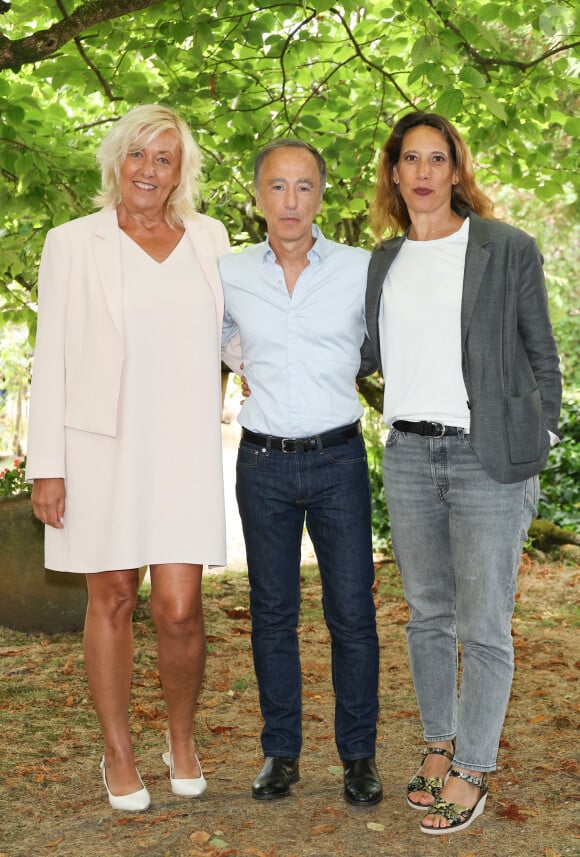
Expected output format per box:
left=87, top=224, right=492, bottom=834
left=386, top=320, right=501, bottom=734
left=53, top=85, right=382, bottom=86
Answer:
left=241, top=421, right=362, bottom=453
left=392, top=420, right=465, bottom=438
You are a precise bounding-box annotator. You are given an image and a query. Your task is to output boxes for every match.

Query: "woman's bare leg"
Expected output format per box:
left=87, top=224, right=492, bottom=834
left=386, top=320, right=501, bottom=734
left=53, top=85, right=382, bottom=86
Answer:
left=84, top=569, right=141, bottom=795
left=150, top=563, right=205, bottom=778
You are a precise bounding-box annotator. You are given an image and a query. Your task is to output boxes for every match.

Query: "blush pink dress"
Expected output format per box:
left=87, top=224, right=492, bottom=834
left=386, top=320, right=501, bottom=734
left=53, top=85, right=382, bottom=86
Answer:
left=44, top=232, right=226, bottom=572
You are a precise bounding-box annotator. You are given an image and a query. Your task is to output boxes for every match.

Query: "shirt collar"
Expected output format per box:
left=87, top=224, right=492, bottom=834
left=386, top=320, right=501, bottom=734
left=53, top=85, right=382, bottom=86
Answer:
left=262, top=223, right=328, bottom=264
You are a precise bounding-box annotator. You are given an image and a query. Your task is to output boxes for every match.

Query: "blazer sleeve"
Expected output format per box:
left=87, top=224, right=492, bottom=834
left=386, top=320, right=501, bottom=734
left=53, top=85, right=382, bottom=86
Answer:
left=516, top=238, right=562, bottom=436
left=357, top=335, right=379, bottom=379
left=26, top=228, right=68, bottom=479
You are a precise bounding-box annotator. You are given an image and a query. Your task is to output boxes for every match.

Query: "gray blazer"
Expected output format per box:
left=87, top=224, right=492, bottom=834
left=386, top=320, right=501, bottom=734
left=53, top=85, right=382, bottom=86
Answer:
left=364, top=212, right=562, bottom=484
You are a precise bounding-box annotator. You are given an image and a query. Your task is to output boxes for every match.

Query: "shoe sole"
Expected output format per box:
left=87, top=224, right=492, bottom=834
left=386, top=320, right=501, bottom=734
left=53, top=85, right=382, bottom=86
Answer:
left=344, top=789, right=383, bottom=807
left=252, top=789, right=292, bottom=800
left=421, top=792, right=487, bottom=835
left=252, top=773, right=300, bottom=800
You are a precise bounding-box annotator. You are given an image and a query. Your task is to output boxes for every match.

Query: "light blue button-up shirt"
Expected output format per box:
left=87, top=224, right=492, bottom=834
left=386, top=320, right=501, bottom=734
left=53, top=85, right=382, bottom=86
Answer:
left=220, top=226, right=370, bottom=437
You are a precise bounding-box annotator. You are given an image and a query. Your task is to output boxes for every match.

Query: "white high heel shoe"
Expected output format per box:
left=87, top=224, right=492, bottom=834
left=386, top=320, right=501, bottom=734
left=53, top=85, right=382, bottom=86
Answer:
left=100, top=757, right=151, bottom=812
left=162, top=739, right=207, bottom=797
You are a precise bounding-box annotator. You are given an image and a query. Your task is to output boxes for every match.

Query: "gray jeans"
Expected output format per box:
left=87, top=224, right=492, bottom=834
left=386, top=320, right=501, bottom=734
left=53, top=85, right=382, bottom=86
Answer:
left=383, top=428, right=539, bottom=772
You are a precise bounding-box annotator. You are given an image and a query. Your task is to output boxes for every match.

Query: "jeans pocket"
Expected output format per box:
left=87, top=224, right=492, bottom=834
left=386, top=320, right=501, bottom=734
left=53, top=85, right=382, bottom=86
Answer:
left=324, top=435, right=367, bottom=464
left=385, top=427, right=400, bottom=448
left=237, top=443, right=261, bottom=469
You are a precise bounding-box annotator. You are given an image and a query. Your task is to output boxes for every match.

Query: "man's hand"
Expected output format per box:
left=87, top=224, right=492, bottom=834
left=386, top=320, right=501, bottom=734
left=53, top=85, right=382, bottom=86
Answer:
left=240, top=362, right=252, bottom=398
left=32, top=478, right=66, bottom=529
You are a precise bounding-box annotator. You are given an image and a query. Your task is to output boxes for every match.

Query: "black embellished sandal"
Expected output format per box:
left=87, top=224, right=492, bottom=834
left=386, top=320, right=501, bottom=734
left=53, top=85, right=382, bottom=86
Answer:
left=420, top=769, right=488, bottom=835
left=407, top=746, right=454, bottom=810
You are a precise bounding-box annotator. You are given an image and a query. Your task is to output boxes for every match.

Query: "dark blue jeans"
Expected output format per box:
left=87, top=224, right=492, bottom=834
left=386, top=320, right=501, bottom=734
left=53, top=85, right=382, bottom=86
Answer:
left=236, top=429, right=379, bottom=761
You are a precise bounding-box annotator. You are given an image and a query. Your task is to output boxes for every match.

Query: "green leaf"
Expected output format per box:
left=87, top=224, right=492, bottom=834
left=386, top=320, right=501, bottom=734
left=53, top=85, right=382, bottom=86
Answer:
left=459, top=66, right=487, bottom=88
left=564, top=116, right=580, bottom=137
left=300, top=114, right=322, bottom=129
left=435, top=88, right=465, bottom=118
left=477, top=3, right=501, bottom=23
left=501, top=7, right=521, bottom=30
left=411, top=35, right=433, bottom=65
left=479, top=91, right=508, bottom=122
left=535, top=180, right=564, bottom=202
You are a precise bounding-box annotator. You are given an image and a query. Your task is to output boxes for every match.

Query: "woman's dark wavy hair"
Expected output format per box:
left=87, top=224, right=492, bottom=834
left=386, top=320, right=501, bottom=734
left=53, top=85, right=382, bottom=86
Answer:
left=370, top=111, right=494, bottom=239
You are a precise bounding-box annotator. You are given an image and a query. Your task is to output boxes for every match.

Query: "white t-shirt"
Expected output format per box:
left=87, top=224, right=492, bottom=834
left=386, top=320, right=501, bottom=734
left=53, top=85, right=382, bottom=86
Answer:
left=379, top=218, right=471, bottom=430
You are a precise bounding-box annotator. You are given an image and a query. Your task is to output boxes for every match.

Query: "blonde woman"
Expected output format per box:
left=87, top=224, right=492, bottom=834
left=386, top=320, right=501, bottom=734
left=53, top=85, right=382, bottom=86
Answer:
left=27, top=105, right=234, bottom=810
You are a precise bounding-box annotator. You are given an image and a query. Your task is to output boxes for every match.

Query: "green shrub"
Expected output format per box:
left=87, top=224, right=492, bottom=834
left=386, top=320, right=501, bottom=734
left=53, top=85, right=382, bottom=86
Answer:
left=538, top=393, right=580, bottom=532
left=0, top=457, right=28, bottom=497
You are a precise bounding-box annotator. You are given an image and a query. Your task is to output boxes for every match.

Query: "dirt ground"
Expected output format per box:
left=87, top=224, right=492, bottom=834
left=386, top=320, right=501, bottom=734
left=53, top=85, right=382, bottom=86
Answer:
left=0, top=551, right=578, bottom=857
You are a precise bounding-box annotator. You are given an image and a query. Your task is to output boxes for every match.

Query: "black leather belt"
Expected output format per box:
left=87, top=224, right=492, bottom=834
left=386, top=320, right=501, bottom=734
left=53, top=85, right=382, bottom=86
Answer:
left=392, top=420, right=465, bottom=438
left=241, top=421, right=362, bottom=453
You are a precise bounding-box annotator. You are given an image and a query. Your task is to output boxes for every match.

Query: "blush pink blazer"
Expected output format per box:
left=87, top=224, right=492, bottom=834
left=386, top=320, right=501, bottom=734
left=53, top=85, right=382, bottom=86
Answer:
left=26, top=207, right=237, bottom=479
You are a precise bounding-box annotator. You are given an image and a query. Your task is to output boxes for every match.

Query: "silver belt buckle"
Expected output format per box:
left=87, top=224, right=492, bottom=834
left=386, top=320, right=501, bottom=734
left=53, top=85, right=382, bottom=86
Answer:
left=281, top=437, right=296, bottom=453
left=433, top=422, right=445, bottom=438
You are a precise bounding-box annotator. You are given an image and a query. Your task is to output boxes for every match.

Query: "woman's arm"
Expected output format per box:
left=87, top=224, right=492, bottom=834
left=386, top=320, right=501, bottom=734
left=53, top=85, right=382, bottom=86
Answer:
left=26, top=227, right=69, bottom=480
left=516, top=237, right=562, bottom=436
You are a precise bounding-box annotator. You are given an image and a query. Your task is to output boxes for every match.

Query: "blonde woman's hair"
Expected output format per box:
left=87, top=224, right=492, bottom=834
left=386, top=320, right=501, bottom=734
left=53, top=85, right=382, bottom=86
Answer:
left=370, top=111, right=494, bottom=240
left=94, top=104, right=202, bottom=227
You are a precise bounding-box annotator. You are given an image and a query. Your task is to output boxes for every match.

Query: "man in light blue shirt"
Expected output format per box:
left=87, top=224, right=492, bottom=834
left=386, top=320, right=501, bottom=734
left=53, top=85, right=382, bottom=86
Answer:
left=220, top=140, right=381, bottom=806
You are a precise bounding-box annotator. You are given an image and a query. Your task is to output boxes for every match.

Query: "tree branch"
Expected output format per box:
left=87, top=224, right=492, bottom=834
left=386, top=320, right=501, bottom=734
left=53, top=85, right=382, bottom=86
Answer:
left=427, top=0, right=580, bottom=72
left=0, top=0, right=165, bottom=70
left=330, top=7, right=416, bottom=108
left=54, top=0, right=120, bottom=101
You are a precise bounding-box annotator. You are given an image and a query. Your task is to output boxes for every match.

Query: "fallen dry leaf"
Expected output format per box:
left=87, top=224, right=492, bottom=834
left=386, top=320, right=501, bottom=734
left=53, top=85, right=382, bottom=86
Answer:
left=495, top=803, right=529, bottom=821
left=315, top=807, right=346, bottom=819
left=190, top=830, right=211, bottom=844
left=310, top=823, right=339, bottom=836
left=220, top=606, right=251, bottom=620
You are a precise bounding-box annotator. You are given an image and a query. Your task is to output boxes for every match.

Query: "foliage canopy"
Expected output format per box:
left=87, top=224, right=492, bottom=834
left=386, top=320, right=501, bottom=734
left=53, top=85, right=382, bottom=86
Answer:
left=0, top=0, right=578, bottom=333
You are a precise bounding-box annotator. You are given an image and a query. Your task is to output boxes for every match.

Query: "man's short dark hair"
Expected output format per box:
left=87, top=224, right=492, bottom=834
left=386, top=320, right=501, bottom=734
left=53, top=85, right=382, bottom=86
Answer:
left=253, top=140, right=326, bottom=196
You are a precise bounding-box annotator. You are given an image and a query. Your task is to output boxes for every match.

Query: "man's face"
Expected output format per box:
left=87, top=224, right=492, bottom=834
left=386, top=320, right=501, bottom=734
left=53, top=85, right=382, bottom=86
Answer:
left=255, top=147, right=322, bottom=248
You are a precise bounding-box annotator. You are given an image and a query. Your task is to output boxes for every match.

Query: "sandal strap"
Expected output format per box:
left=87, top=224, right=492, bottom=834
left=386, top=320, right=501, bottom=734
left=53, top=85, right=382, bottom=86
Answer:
left=427, top=797, right=471, bottom=824
left=423, top=747, right=454, bottom=762
left=407, top=774, right=445, bottom=796
left=450, top=769, right=487, bottom=789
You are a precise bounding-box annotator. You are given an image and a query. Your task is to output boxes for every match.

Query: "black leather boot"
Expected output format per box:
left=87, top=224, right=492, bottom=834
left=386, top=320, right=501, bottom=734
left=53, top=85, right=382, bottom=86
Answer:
left=343, top=758, right=383, bottom=806
left=252, top=756, right=300, bottom=800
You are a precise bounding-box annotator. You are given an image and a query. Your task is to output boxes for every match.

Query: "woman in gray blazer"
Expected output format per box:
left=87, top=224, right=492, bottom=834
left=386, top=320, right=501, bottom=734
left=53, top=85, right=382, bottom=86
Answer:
left=365, top=112, right=561, bottom=835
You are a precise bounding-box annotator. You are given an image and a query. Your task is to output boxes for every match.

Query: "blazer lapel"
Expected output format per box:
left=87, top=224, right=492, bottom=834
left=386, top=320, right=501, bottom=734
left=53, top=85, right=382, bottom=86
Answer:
left=366, top=237, right=405, bottom=368
left=461, top=214, right=491, bottom=347
left=93, top=208, right=124, bottom=339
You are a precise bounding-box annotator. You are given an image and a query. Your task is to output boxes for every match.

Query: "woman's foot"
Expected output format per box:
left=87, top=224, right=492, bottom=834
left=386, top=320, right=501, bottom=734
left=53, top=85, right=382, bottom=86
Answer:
left=102, top=752, right=145, bottom=796
left=163, top=731, right=201, bottom=779
left=407, top=742, right=454, bottom=809
left=420, top=769, right=488, bottom=835
left=100, top=757, right=150, bottom=812
left=163, top=731, right=207, bottom=797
